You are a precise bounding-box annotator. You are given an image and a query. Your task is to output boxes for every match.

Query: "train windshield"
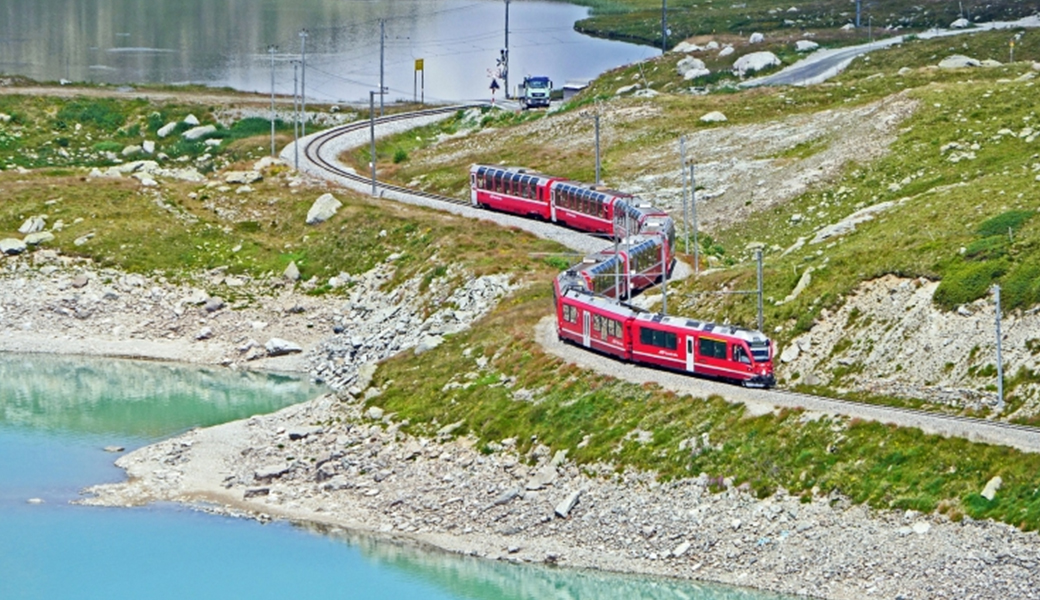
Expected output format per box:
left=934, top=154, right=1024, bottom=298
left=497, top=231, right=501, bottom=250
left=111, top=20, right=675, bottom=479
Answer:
left=750, top=340, right=770, bottom=363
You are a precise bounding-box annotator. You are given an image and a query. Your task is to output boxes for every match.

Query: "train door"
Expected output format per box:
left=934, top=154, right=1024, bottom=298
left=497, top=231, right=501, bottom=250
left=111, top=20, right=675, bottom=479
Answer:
left=686, top=336, right=695, bottom=372
left=582, top=311, right=591, bottom=348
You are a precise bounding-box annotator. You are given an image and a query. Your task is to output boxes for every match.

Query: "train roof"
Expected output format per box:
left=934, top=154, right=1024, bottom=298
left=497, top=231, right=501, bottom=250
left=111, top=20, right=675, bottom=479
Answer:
left=633, top=312, right=771, bottom=344
left=562, top=288, right=643, bottom=318
left=471, top=164, right=556, bottom=181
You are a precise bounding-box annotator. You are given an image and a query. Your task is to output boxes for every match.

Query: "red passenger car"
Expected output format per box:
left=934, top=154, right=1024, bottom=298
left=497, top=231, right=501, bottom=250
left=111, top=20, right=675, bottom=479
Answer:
left=470, top=165, right=558, bottom=220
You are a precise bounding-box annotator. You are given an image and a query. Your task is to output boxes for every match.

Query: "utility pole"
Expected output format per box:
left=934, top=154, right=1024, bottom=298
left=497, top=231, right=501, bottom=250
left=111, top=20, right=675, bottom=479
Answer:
left=503, top=0, right=510, bottom=99
left=856, top=0, right=861, bottom=28
left=661, top=0, right=668, bottom=54
left=756, top=249, right=764, bottom=332
left=268, top=45, right=277, bottom=157
left=380, top=20, right=386, bottom=116
left=994, top=284, right=1005, bottom=413
left=661, top=233, right=668, bottom=315
left=293, top=60, right=300, bottom=170
left=690, top=163, right=698, bottom=276
left=300, top=29, right=308, bottom=137
left=369, top=88, right=386, bottom=197
left=680, top=135, right=688, bottom=254
left=581, top=111, right=601, bottom=184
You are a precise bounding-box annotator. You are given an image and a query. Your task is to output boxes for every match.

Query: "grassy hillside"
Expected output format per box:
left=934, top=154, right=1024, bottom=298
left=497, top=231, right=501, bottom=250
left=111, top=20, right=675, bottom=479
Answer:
left=572, top=0, right=1039, bottom=49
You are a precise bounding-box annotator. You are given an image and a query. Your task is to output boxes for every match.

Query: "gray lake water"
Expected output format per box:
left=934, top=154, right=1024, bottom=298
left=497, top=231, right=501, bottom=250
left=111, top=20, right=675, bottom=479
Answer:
left=0, top=0, right=658, bottom=103
left=0, top=352, right=797, bottom=600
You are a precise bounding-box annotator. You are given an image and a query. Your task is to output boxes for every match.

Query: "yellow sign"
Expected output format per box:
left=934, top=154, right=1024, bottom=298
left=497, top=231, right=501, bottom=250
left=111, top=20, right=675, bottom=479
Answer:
left=415, top=59, right=424, bottom=71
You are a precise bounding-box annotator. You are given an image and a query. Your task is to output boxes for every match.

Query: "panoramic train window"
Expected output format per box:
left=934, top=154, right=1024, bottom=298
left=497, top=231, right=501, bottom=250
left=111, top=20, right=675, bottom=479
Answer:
left=733, top=345, right=751, bottom=364
left=606, top=318, right=622, bottom=338
left=563, top=304, right=578, bottom=323
left=698, top=338, right=727, bottom=359
left=639, top=327, right=677, bottom=350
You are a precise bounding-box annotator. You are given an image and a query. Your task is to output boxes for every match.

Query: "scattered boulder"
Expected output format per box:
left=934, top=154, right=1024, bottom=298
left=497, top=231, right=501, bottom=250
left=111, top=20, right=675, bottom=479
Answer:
left=254, top=464, right=290, bottom=481
left=103, top=445, right=125, bottom=453
left=705, top=41, right=719, bottom=50
left=283, top=261, right=301, bottom=282
left=950, top=17, right=970, bottom=29
left=157, top=122, right=178, bottom=138
left=183, top=114, right=201, bottom=126
left=366, top=406, right=385, bottom=421
left=265, top=337, right=303, bottom=356
left=780, top=344, right=800, bottom=363
left=306, top=193, right=343, bottom=225
left=671, top=540, right=691, bottom=558
left=981, top=475, right=1003, bottom=501
left=23, top=231, right=54, bottom=246
left=122, top=145, right=142, bottom=157
left=195, top=327, right=213, bottom=341
left=71, top=274, right=89, bottom=288
left=142, top=140, right=156, bottom=154
left=700, top=111, right=728, bottom=123
left=677, top=56, right=710, bottom=80
left=749, top=32, right=765, bottom=44
left=734, top=51, right=781, bottom=76
left=225, top=171, right=262, bottom=185
left=288, top=426, right=323, bottom=441
left=615, top=83, right=642, bottom=96
left=203, top=297, right=225, bottom=313
left=74, top=233, right=94, bottom=246
left=718, top=46, right=735, bottom=58
left=840, top=23, right=855, bottom=31
left=414, top=334, right=444, bottom=355
left=938, top=55, right=981, bottom=69
left=525, top=464, right=557, bottom=490
left=796, top=40, right=819, bottom=52
left=183, top=125, right=217, bottom=141
left=554, top=489, right=582, bottom=518
left=672, top=41, right=703, bottom=53
left=18, top=215, right=46, bottom=234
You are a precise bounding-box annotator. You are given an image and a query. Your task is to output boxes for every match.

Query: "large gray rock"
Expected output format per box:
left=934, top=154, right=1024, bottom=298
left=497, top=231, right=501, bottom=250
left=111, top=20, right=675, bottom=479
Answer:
left=525, top=464, right=557, bottom=490
left=183, top=114, right=200, bottom=126
left=225, top=171, right=262, bottom=185
left=283, top=261, right=300, bottom=282
left=254, top=464, right=290, bottom=481
left=157, top=122, right=178, bottom=138
left=18, top=215, right=46, bottom=234
left=981, top=475, right=1002, bottom=501
left=950, top=17, right=970, bottom=28
left=554, top=489, right=581, bottom=518
left=938, top=55, right=981, bottom=69
left=749, top=32, right=765, bottom=44
left=265, top=337, right=303, bottom=356
left=796, top=40, right=819, bottom=52
left=676, top=56, right=709, bottom=80
left=306, top=193, right=343, bottom=225
left=0, top=238, right=27, bottom=255
left=700, top=111, right=728, bottom=123
left=183, top=125, right=216, bottom=140
left=734, top=51, right=781, bottom=75
left=23, top=231, right=55, bottom=246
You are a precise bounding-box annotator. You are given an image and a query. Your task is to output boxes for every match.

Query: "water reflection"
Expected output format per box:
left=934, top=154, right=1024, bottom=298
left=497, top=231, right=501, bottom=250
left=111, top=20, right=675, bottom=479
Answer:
left=0, top=353, right=324, bottom=438
left=302, top=523, right=796, bottom=600
left=0, top=0, right=656, bottom=102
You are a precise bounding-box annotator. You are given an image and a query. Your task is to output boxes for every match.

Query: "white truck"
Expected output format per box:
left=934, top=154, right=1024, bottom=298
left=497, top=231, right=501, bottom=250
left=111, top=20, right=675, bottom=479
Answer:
left=519, top=76, right=552, bottom=110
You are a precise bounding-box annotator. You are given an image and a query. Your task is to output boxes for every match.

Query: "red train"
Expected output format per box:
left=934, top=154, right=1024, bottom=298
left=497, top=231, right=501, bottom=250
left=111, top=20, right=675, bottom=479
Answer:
left=470, top=164, right=775, bottom=387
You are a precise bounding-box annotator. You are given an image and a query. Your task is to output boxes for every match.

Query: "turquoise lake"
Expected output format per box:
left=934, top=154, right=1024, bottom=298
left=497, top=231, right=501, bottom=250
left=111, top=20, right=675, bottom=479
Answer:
left=0, top=352, right=795, bottom=600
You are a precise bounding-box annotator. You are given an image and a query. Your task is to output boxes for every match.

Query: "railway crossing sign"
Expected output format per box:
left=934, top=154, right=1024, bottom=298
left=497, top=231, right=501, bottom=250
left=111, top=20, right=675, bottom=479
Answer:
left=490, top=78, right=500, bottom=91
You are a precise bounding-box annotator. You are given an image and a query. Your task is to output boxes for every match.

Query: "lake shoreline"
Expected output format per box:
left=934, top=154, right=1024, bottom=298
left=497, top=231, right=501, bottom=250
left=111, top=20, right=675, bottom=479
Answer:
left=4, top=245, right=1039, bottom=600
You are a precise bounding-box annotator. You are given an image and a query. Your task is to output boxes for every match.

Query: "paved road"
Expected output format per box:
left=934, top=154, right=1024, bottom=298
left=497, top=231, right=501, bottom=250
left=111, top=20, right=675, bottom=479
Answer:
left=745, top=15, right=1040, bottom=88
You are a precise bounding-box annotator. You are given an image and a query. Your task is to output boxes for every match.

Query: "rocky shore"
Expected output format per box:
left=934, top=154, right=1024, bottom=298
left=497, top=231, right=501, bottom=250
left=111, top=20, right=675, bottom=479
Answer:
left=83, top=386, right=1040, bottom=600
left=3, top=206, right=1039, bottom=600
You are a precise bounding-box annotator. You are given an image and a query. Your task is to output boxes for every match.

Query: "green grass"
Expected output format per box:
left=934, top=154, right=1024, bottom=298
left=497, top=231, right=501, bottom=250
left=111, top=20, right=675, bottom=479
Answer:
left=368, top=280, right=1040, bottom=530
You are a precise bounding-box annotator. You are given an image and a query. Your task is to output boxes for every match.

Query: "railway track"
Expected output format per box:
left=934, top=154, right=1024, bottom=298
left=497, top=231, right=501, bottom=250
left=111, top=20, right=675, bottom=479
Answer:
left=295, top=107, right=1040, bottom=454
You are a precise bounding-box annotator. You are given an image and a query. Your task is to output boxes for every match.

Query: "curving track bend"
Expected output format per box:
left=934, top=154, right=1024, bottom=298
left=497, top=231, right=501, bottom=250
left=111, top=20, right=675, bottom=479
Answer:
left=287, top=107, right=1040, bottom=454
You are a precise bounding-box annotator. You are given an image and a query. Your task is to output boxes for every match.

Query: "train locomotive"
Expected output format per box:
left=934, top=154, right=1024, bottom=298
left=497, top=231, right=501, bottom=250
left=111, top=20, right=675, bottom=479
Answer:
left=470, top=164, right=776, bottom=388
